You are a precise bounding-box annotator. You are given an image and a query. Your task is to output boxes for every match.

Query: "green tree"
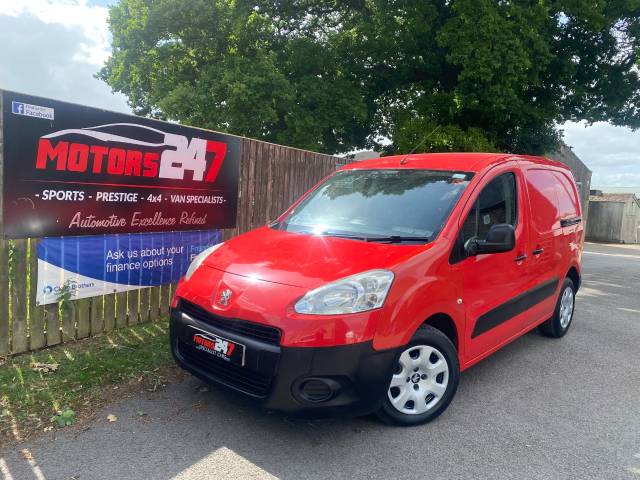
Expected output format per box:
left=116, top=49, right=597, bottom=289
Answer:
left=99, top=0, right=640, bottom=155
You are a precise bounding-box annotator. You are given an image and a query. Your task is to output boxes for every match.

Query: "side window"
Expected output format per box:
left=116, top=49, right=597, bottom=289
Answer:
left=461, top=173, right=517, bottom=245
left=553, top=172, right=579, bottom=219
left=526, top=169, right=560, bottom=233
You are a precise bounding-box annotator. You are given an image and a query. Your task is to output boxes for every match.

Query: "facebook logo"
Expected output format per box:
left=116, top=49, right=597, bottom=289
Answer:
left=10, top=100, right=54, bottom=120
left=11, top=101, right=25, bottom=115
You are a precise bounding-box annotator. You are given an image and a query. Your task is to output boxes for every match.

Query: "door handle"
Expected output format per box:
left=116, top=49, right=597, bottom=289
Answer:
left=532, top=248, right=544, bottom=255
left=515, top=254, right=528, bottom=262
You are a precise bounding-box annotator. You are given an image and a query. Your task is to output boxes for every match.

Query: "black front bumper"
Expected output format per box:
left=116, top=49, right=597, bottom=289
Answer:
left=170, top=305, right=398, bottom=417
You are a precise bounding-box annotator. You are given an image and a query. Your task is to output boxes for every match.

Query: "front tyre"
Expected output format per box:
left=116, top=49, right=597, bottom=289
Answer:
left=377, top=325, right=459, bottom=426
left=538, top=277, right=576, bottom=338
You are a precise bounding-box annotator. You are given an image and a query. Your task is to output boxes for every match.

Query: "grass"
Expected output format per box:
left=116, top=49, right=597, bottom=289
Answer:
left=0, top=319, right=179, bottom=446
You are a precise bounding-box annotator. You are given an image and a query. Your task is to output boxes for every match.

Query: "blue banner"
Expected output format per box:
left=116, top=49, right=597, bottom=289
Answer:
left=36, top=230, right=222, bottom=304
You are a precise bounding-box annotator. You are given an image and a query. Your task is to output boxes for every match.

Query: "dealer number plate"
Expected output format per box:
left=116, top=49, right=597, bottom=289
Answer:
left=192, top=331, right=245, bottom=366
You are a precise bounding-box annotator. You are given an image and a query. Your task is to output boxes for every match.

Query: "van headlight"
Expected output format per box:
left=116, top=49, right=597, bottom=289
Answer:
left=184, top=243, right=224, bottom=281
left=294, top=270, right=394, bottom=315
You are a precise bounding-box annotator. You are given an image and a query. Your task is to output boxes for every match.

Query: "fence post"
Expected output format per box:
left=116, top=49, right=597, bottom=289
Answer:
left=10, top=240, right=28, bottom=354
left=128, top=290, right=139, bottom=326
left=139, top=288, right=150, bottom=323
left=159, top=283, right=171, bottom=317
left=45, top=303, right=61, bottom=347
left=0, top=94, right=8, bottom=356
left=75, top=298, right=91, bottom=338
left=115, top=291, right=128, bottom=328
left=61, top=301, right=75, bottom=342
left=90, top=296, right=103, bottom=336
left=103, top=293, right=116, bottom=332
left=0, top=239, right=8, bottom=355
left=149, top=286, right=160, bottom=322
left=29, top=238, right=46, bottom=350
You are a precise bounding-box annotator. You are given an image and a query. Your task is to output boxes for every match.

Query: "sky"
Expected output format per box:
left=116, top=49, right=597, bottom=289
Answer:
left=0, top=0, right=639, bottom=193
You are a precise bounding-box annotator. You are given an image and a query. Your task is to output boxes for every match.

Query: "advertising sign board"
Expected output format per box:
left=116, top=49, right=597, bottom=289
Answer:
left=36, top=230, right=222, bottom=305
left=1, top=90, right=241, bottom=238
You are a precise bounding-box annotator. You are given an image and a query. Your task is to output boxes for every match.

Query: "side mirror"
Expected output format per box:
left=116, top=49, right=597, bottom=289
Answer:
left=465, top=223, right=515, bottom=256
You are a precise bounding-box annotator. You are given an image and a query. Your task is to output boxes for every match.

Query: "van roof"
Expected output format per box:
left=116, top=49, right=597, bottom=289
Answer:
left=339, top=152, right=569, bottom=174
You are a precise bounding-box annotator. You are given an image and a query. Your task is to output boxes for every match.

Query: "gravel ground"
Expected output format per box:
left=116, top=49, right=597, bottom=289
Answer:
left=1, top=242, right=639, bottom=480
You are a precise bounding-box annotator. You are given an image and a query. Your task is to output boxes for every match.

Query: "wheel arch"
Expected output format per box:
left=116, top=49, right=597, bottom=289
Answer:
left=566, top=265, right=581, bottom=292
left=421, top=313, right=458, bottom=350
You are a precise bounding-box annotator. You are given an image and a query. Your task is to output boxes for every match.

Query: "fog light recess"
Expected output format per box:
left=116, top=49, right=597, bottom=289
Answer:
left=298, top=378, right=336, bottom=403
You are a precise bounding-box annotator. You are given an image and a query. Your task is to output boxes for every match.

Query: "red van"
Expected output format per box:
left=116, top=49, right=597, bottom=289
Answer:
left=170, top=153, right=583, bottom=426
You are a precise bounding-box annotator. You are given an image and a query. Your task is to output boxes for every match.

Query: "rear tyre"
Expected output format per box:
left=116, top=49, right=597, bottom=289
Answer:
left=376, top=325, right=459, bottom=427
left=538, top=277, right=575, bottom=338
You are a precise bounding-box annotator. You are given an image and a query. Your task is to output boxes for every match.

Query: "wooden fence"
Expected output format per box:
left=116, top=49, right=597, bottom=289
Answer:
left=0, top=135, right=347, bottom=356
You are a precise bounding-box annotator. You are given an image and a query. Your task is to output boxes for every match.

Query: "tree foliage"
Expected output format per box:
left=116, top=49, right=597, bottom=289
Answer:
left=100, top=0, right=640, bottom=155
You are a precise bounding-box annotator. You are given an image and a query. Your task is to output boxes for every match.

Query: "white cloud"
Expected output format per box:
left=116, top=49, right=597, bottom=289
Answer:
left=0, top=0, right=129, bottom=112
left=1, top=0, right=110, bottom=65
left=561, top=121, right=640, bottom=191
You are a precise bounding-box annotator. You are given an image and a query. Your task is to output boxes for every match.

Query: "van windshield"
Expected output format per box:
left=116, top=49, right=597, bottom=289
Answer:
left=276, top=169, right=474, bottom=243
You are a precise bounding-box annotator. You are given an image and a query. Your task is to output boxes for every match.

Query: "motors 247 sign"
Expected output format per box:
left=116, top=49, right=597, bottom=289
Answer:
left=1, top=90, right=241, bottom=238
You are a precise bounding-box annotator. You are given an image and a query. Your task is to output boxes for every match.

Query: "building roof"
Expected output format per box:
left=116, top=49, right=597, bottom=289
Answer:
left=350, top=150, right=381, bottom=161
left=590, top=193, right=640, bottom=208
left=548, top=143, right=592, bottom=176
left=339, top=152, right=569, bottom=174
left=591, top=186, right=640, bottom=196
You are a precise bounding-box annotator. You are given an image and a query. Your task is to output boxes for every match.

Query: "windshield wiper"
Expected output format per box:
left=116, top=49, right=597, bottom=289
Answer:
left=364, top=236, right=430, bottom=244
left=316, top=231, right=372, bottom=241
left=318, top=231, right=429, bottom=243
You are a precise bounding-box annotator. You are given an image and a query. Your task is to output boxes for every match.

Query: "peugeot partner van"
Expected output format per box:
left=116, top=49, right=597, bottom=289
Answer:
left=170, top=153, right=583, bottom=426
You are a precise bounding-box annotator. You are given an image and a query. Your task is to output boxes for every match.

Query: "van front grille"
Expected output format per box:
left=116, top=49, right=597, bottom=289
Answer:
left=176, top=339, right=273, bottom=397
left=178, top=300, right=281, bottom=345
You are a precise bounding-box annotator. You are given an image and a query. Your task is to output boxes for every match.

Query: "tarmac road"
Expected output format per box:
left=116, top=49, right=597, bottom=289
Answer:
left=1, top=242, right=639, bottom=480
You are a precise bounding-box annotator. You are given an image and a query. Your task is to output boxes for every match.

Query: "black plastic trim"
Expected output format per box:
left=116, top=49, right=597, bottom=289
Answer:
left=560, top=217, right=582, bottom=227
left=472, top=277, right=559, bottom=338
left=175, top=337, right=274, bottom=397
left=170, top=308, right=398, bottom=417
left=177, top=299, right=282, bottom=345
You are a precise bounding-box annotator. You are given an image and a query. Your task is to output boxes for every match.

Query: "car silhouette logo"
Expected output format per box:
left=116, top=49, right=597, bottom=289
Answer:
left=42, top=122, right=168, bottom=148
